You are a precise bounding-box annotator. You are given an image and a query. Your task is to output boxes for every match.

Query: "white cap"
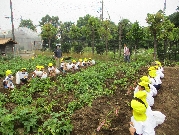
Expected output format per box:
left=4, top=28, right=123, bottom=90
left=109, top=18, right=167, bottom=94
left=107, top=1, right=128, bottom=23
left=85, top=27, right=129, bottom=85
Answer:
left=56, top=44, right=61, bottom=46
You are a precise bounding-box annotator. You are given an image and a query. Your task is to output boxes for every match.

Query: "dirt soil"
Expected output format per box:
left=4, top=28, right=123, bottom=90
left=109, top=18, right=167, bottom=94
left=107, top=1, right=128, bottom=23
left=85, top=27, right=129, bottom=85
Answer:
left=70, top=67, right=179, bottom=135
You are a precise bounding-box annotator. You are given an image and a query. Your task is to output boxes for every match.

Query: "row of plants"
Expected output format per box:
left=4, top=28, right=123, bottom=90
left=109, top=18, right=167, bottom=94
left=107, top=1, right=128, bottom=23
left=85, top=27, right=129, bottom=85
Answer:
left=0, top=55, right=54, bottom=77
left=0, top=50, right=153, bottom=134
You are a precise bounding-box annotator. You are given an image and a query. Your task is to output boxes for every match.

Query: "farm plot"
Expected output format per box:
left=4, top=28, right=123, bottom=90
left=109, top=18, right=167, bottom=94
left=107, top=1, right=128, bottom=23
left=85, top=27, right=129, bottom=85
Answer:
left=0, top=53, right=158, bottom=135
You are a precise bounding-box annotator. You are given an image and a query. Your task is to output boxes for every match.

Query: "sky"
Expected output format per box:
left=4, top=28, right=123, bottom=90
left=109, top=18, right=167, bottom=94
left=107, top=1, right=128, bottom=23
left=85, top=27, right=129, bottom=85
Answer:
left=0, top=0, right=178, bottom=33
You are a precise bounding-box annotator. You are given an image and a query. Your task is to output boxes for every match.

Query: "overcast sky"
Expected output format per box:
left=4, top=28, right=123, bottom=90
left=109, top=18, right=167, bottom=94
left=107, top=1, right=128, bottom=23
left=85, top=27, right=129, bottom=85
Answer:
left=0, top=0, right=178, bottom=33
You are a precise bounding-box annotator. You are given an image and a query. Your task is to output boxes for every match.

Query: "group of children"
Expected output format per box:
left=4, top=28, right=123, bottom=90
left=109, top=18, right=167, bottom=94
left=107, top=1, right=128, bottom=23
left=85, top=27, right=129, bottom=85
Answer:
left=129, top=61, right=166, bottom=135
left=2, top=58, right=95, bottom=89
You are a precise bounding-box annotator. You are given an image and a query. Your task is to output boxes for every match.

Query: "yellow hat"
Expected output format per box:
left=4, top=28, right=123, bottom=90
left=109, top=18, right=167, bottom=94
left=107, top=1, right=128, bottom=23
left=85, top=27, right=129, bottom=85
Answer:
left=131, top=99, right=147, bottom=121
left=148, top=66, right=156, bottom=71
left=60, top=58, right=64, bottom=62
left=149, top=70, right=157, bottom=78
left=138, top=81, right=147, bottom=87
left=6, top=70, right=12, bottom=76
left=84, top=58, right=87, bottom=62
left=79, top=59, right=82, bottom=62
left=155, top=61, right=161, bottom=66
left=138, top=81, right=150, bottom=92
left=40, top=66, right=44, bottom=69
left=140, top=76, right=150, bottom=83
left=154, top=65, right=159, bottom=69
left=21, top=68, right=26, bottom=70
left=48, top=63, right=53, bottom=66
left=134, top=91, right=148, bottom=107
left=36, top=66, right=40, bottom=69
left=72, top=60, right=76, bottom=63
left=32, top=57, right=34, bottom=60
left=89, top=58, right=92, bottom=60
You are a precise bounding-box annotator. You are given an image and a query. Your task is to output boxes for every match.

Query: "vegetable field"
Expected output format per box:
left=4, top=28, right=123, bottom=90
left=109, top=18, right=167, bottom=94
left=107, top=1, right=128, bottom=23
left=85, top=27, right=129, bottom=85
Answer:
left=0, top=51, right=161, bottom=135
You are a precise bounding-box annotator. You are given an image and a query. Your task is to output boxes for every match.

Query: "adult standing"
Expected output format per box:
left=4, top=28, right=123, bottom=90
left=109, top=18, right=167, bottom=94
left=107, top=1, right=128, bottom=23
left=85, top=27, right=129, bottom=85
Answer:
left=54, top=44, right=62, bottom=69
left=124, top=44, right=130, bottom=63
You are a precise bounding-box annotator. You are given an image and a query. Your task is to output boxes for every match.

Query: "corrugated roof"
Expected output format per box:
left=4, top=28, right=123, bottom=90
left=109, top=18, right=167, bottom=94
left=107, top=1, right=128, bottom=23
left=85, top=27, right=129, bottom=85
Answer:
left=0, top=38, right=17, bottom=45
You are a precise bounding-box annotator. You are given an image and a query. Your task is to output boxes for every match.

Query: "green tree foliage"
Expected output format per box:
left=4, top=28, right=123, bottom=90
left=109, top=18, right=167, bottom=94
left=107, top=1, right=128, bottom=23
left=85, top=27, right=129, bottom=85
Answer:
left=19, top=19, right=36, bottom=31
left=85, top=16, right=101, bottom=54
left=168, top=6, right=179, bottom=28
left=39, top=15, right=60, bottom=50
left=69, top=24, right=83, bottom=53
left=119, top=19, right=132, bottom=44
left=146, top=11, right=164, bottom=59
left=41, top=23, right=58, bottom=50
left=127, top=21, right=144, bottom=53
left=100, top=20, right=113, bottom=55
left=39, top=15, right=59, bottom=28
left=77, top=14, right=91, bottom=28
left=58, top=22, right=74, bottom=53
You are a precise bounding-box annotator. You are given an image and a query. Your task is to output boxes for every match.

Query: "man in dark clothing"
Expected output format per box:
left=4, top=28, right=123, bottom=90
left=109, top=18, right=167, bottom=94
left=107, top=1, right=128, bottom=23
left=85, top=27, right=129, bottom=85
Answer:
left=54, top=44, right=62, bottom=69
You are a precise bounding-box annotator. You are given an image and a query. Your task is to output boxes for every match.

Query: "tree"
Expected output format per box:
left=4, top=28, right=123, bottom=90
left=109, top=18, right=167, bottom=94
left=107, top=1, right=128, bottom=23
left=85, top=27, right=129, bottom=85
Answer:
left=158, top=18, right=174, bottom=59
left=85, top=16, right=101, bottom=54
left=168, top=6, right=179, bottom=28
left=19, top=19, right=36, bottom=31
left=146, top=11, right=164, bottom=60
left=100, top=20, right=113, bottom=55
left=77, top=14, right=91, bottom=28
left=58, top=21, right=74, bottom=53
left=39, top=15, right=59, bottom=28
left=118, top=19, right=132, bottom=57
left=41, top=23, right=58, bottom=50
left=69, top=24, right=83, bottom=53
left=127, top=21, right=144, bottom=55
left=39, top=15, right=60, bottom=50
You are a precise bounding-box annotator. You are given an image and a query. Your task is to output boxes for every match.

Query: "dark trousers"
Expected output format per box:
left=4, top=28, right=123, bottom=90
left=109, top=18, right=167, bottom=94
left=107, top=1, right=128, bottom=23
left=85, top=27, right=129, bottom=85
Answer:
left=20, top=78, right=28, bottom=84
left=153, top=84, right=161, bottom=90
left=124, top=55, right=130, bottom=63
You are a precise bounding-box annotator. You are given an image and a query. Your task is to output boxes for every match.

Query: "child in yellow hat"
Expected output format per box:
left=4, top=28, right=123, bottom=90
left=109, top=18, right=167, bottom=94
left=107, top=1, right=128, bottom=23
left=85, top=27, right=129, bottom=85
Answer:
left=129, top=99, right=155, bottom=135
left=140, top=76, right=157, bottom=97
left=134, top=81, right=154, bottom=107
left=32, top=66, right=43, bottom=78
left=155, top=61, right=164, bottom=72
left=130, top=91, right=166, bottom=134
left=3, top=70, right=14, bottom=89
left=18, top=68, right=29, bottom=84
left=40, top=66, right=47, bottom=79
left=148, top=70, right=161, bottom=90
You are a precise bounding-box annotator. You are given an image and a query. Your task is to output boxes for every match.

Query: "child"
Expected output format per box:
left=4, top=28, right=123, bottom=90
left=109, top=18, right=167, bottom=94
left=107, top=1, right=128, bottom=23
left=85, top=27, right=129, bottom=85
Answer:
left=134, top=81, right=154, bottom=107
left=40, top=66, right=48, bottom=79
left=148, top=70, right=161, bottom=90
left=3, top=70, right=14, bottom=89
left=32, top=66, right=42, bottom=78
left=155, top=61, right=164, bottom=72
left=18, top=68, right=28, bottom=84
left=140, top=76, right=157, bottom=97
left=129, top=98, right=155, bottom=135
left=134, top=91, right=166, bottom=129
left=48, top=63, right=55, bottom=73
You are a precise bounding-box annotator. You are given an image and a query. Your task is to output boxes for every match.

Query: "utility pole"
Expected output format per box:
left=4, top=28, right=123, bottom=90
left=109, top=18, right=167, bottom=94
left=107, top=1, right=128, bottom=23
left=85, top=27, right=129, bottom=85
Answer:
left=118, top=23, right=122, bottom=58
left=100, top=0, right=104, bottom=21
left=102, top=0, right=103, bottom=21
left=10, top=0, right=16, bottom=56
left=10, top=0, right=15, bottom=41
